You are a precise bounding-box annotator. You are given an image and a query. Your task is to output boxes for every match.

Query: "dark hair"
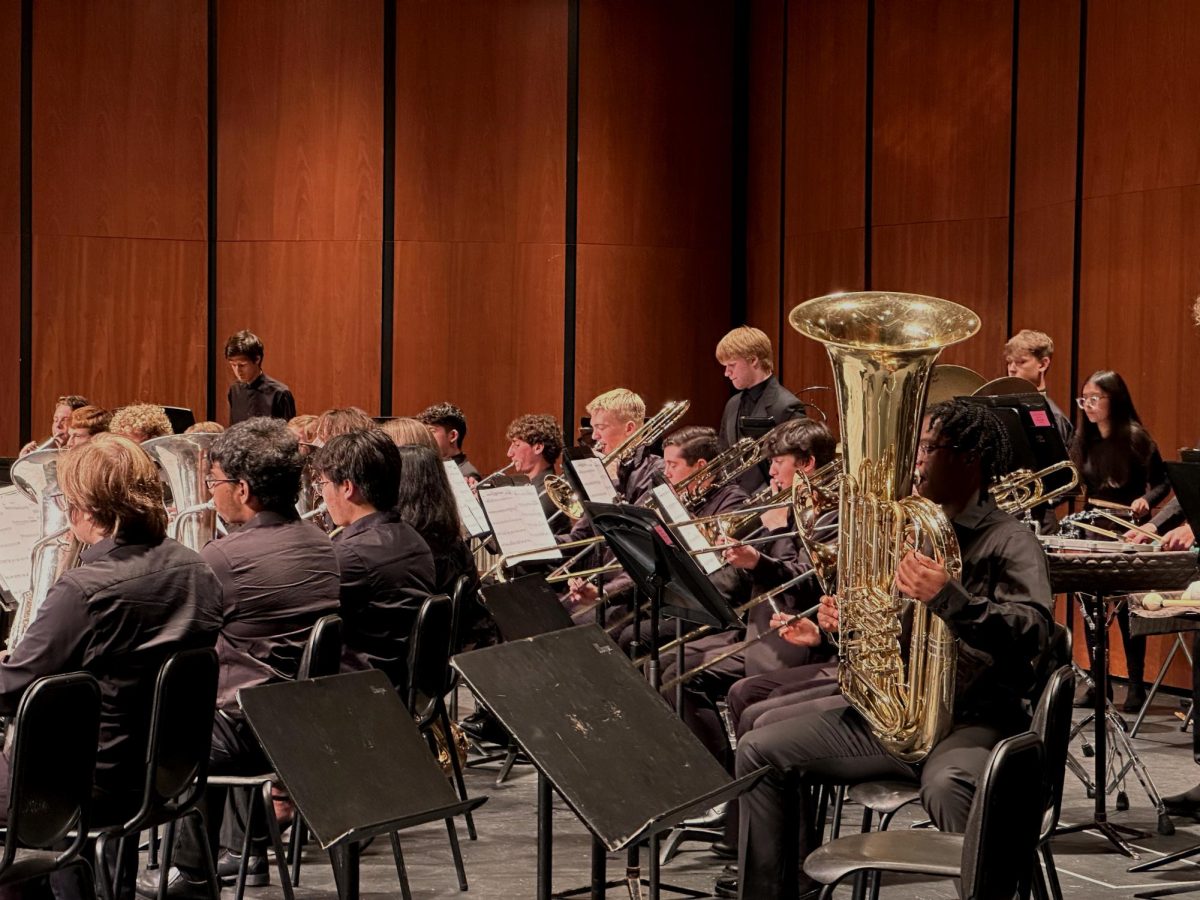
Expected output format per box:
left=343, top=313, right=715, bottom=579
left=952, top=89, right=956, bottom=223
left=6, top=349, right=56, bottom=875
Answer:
left=765, top=419, right=837, bottom=468
left=926, top=399, right=1012, bottom=494
left=395, top=445, right=462, bottom=550
left=663, top=425, right=719, bottom=465
left=224, top=330, right=264, bottom=363
left=505, top=414, right=563, bottom=464
left=1068, top=370, right=1154, bottom=492
left=56, top=395, right=90, bottom=411
left=313, top=430, right=401, bottom=511
left=210, top=417, right=303, bottom=514
left=416, top=402, right=467, bottom=448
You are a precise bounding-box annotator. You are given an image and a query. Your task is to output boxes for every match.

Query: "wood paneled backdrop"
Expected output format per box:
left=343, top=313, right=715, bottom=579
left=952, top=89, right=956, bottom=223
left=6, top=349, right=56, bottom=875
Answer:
left=3, top=1, right=1200, bottom=687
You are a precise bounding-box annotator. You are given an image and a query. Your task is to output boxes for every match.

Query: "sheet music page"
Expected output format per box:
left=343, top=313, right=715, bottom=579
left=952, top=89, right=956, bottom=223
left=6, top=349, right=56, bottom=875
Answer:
left=479, top=484, right=562, bottom=566
left=443, top=460, right=490, bottom=537
left=653, top=484, right=723, bottom=576
left=0, top=487, right=40, bottom=602
left=569, top=455, right=618, bottom=504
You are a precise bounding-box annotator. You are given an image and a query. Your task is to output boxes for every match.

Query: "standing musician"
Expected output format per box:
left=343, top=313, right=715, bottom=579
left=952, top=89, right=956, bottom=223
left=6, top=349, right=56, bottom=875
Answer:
left=19, top=393, right=89, bottom=456
left=720, top=400, right=1054, bottom=900
left=312, top=430, right=436, bottom=694
left=417, top=402, right=482, bottom=485
left=225, top=330, right=297, bottom=425
left=1004, top=329, right=1073, bottom=446
left=505, top=413, right=568, bottom=534
left=156, top=418, right=340, bottom=896
left=716, top=326, right=806, bottom=493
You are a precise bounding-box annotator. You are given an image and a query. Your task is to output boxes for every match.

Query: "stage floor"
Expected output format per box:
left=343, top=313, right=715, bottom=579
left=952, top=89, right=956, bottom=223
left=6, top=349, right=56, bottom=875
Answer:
left=227, top=683, right=1199, bottom=899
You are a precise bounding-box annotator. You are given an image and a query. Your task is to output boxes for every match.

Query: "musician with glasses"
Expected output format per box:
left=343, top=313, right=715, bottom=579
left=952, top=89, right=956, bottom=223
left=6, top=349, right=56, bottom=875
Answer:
left=719, top=400, right=1054, bottom=900
left=18, top=393, right=90, bottom=456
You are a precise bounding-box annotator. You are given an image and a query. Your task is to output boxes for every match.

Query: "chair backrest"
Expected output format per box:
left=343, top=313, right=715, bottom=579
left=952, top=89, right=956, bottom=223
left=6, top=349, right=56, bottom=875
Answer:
left=142, top=647, right=219, bottom=816
left=1031, top=664, right=1075, bottom=840
left=960, top=731, right=1045, bottom=900
left=406, top=594, right=453, bottom=715
left=449, top=574, right=472, bottom=655
left=298, top=614, right=342, bottom=680
left=4, top=672, right=100, bottom=862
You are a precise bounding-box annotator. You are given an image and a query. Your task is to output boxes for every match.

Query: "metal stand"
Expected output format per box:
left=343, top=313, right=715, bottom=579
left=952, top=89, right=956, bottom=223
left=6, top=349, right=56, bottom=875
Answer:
left=1130, top=633, right=1194, bottom=738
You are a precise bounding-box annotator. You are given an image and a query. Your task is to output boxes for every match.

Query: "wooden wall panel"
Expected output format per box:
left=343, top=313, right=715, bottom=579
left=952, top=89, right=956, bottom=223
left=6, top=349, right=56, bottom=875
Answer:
left=0, top=0, right=18, bottom=453
left=576, top=0, right=731, bottom=434
left=393, top=0, right=565, bottom=473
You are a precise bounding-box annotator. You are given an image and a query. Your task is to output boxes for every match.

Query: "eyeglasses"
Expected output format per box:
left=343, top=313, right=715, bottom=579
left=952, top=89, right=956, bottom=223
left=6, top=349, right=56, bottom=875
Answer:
left=204, top=477, right=239, bottom=491
left=1075, top=395, right=1106, bottom=410
left=917, top=442, right=956, bottom=456
left=310, top=478, right=330, bottom=491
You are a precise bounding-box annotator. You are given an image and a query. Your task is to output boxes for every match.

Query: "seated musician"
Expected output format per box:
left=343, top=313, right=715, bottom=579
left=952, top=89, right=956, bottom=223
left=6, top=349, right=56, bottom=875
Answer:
left=151, top=418, right=340, bottom=897
left=312, top=406, right=377, bottom=445
left=382, top=415, right=440, bottom=451
left=65, top=404, right=112, bottom=448
left=185, top=420, right=225, bottom=434
left=0, top=434, right=223, bottom=896
left=287, top=413, right=318, bottom=452
left=716, top=326, right=806, bottom=492
left=312, top=430, right=436, bottom=693
left=18, top=393, right=89, bottom=456
left=417, top=402, right=482, bottom=485
left=719, top=400, right=1054, bottom=900
left=505, top=413, right=567, bottom=533
left=225, top=329, right=296, bottom=425
left=109, top=403, right=173, bottom=444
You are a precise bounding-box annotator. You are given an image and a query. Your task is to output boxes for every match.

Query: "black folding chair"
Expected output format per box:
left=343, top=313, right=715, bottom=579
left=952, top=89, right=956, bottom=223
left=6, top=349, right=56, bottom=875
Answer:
left=93, top=648, right=220, bottom=900
left=0, top=672, right=101, bottom=896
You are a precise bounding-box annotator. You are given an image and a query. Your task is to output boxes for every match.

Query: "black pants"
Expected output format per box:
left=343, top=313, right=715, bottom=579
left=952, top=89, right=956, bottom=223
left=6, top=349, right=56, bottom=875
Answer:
left=734, top=699, right=1015, bottom=900
left=727, top=662, right=839, bottom=739
left=1194, top=632, right=1199, bottom=765
left=659, top=633, right=744, bottom=767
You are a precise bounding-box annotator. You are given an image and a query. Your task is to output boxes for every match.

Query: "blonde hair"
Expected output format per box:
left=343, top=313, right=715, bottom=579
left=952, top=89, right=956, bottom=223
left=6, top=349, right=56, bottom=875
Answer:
left=381, top=417, right=438, bottom=451
left=716, top=326, right=774, bottom=374
left=287, top=414, right=318, bottom=444
left=69, top=405, right=111, bottom=435
left=109, top=404, right=173, bottom=441
left=1192, top=297, right=1200, bottom=328
left=58, top=434, right=167, bottom=540
left=185, top=421, right=225, bottom=434
left=586, top=388, right=645, bottom=424
left=314, top=407, right=378, bottom=443
left=1004, top=329, right=1054, bottom=360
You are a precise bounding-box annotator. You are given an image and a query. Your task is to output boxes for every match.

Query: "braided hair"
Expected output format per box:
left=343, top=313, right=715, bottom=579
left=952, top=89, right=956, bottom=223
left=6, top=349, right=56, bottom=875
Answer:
left=925, top=399, right=1012, bottom=498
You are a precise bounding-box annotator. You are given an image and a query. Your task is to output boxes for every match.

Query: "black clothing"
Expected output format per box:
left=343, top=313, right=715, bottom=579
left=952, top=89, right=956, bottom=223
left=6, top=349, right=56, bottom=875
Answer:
left=0, top=535, right=223, bottom=801
left=531, top=467, right=570, bottom=536
left=718, top=375, right=806, bottom=493
left=227, top=372, right=296, bottom=425
left=452, top=451, right=482, bottom=483
left=202, top=510, right=340, bottom=717
left=1075, top=427, right=1169, bottom=510
left=1044, top=392, right=1074, bottom=450
left=616, top=446, right=665, bottom=505
left=333, top=510, right=437, bottom=691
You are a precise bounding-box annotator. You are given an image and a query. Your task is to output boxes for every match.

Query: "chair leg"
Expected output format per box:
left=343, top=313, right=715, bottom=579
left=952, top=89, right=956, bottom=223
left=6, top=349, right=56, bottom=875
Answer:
left=69, top=856, right=100, bottom=900
left=148, top=825, right=161, bottom=870
left=157, top=823, right=176, bottom=900
left=830, top=785, right=846, bottom=839
left=188, top=808, right=223, bottom=900
left=439, top=705, right=478, bottom=840
left=289, top=817, right=307, bottom=886
left=261, top=779, right=296, bottom=900
left=235, top=786, right=257, bottom=900
left=1040, top=843, right=1064, bottom=900
left=445, top=817, right=469, bottom=891
left=93, top=833, right=113, bottom=900
left=389, top=833, right=414, bottom=900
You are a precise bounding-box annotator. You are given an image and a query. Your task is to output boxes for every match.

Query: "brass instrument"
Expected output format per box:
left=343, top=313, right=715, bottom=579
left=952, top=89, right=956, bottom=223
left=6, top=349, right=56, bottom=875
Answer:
left=673, top=437, right=761, bottom=509
left=991, top=460, right=1080, bottom=521
left=143, top=433, right=219, bottom=553
left=542, top=399, right=691, bottom=520
left=791, top=291, right=978, bottom=762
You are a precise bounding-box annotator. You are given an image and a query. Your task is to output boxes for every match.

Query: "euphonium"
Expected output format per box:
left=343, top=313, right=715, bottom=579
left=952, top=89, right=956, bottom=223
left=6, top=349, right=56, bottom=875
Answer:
left=143, top=433, right=219, bottom=553
left=790, top=292, right=980, bottom=762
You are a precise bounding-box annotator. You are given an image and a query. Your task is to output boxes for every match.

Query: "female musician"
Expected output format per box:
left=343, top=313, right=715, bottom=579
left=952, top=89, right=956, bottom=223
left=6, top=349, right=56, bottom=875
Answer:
left=65, top=404, right=112, bottom=448
left=1070, top=370, right=1168, bottom=711
left=381, top=416, right=440, bottom=452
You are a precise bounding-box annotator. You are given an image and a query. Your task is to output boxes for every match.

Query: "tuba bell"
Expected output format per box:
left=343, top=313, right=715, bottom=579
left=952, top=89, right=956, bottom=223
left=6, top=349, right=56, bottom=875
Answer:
left=143, top=433, right=220, bottom=553
left=790, top=291, right=979, bottom=762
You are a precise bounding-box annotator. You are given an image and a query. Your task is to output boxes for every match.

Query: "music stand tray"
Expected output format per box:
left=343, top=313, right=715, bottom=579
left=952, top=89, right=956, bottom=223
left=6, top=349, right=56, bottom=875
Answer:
left=481, top=574, right=576, bottom=641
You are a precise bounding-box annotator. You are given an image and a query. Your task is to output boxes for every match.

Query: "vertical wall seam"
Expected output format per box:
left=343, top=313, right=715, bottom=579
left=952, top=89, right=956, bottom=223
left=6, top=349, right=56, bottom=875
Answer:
left=205, top=0, right=218, bottom=421
left=1069, top=0, right=1087, bottom=403
left=380, top=0, right=396, bottom=416
left=563, top=0, right=579, bottom=443
left=776, top=0, right=788, bottom=372
left=863, top=0, right=875, bottom=291
left=18, top=0, right=32, bottom=444
left=1006, top=0, right=1021, bottom=338
left=730, top=0, right=749, bottom=328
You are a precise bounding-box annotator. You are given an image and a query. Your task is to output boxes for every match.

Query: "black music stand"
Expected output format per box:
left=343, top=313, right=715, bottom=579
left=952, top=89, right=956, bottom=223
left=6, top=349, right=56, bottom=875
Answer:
left=162, top=406, right=196, bottom=433
left=238, top=671, right=486, bottom=900
left=452, top=626, right=767, bottom=900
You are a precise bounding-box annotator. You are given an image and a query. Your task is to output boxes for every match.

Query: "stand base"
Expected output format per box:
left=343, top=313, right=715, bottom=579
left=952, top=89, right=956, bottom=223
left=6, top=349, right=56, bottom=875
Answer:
left=1055, top=818, right=1148, bottom=858
left=552, top=877, right=709, bottom=900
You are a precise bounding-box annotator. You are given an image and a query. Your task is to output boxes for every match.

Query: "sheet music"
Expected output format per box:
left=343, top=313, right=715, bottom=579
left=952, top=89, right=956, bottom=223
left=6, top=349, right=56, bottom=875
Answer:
left=479, top=485, right=562, bottom=566
left=569, top=455, right=618, bottom=504
left=652, top=484, right=723, bottom=576
left=0, top=487, right=40, bottom=603
left=443, top=460, right=490, bottom=537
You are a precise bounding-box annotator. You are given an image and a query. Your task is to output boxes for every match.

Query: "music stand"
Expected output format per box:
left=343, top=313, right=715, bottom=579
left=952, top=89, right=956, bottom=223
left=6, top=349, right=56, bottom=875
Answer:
left=480, top=575, right=576, bottom=641
left=162, top=406, right=196, bottom=433
left=452, top=626, right=767, bottom=900
left=238, top=671, right=486, bottom=900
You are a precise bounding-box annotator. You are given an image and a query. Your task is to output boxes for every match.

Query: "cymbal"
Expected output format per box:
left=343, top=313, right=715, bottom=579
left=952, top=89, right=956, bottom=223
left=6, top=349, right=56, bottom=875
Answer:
left=927, top=365, right=986, bottom=406
left=974, top=375, right=1041, bottom=397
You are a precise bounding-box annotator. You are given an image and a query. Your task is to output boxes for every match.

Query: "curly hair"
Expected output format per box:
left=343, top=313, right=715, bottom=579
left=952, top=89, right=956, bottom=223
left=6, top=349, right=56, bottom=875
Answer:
left=58, top=434, right=167, bottom=541
left=109, top=404, right=173, bottom=441
left=505, top=414, right=564, bottom=464
left=926, top=399, right=1012, bottom=495
left=416, top=402, right=468, bottom=446
left=210, top=417, right=303, bottom=514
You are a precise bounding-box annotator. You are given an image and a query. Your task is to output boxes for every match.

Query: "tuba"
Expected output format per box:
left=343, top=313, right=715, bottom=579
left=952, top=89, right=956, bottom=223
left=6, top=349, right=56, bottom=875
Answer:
left=143, top=433, right=219, bottom=553
left=790, top=292, right=979, bottom=762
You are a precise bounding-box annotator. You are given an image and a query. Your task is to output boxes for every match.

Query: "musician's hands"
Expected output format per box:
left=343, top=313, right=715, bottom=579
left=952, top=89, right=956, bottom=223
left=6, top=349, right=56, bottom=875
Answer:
left=1131, top=497, right=1151, bottom=518
left=760, top=506, right=788, bottom=531
left=816, top=594, right=839, bottom=633
left=895, top=550, right=949, bottom=603
left=1125, top=522, right=1158, bottom=544
left=771, top=611, right=821, bottom=647
left=721, top=538, right=761, bottom=569
left=1162, top=523, right=1196, bottom=551
left=567, top=577, right=599, bottom=606
left=18, top=441, right=36, bottom=458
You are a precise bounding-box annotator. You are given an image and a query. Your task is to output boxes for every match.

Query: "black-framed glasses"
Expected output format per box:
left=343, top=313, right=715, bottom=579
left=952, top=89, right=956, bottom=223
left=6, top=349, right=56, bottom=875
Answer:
left=204, top=477, right=239, bottom=491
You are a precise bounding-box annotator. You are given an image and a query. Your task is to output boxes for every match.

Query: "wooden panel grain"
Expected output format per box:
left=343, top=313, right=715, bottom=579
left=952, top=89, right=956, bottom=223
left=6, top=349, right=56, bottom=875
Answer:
left=873, top=0, right=1012, bottom=225
left=394, top=0, right=566, bottom=244
left=33, top=0, right=207, bottom=239
left=0, top=0, right=18, bottom=452
left=216, top=241, right=381, bottom=421
left=1084, top=0, right=1200, bottom=198
left=0, top=234, right=18, bottom=453
left=218, top=0, right=382, bottom=241
left=1011, top=201, right=1076, bottom=396
left=392, top=241, right=564, bottom=475
left=32, top=235, right=207, bottom=421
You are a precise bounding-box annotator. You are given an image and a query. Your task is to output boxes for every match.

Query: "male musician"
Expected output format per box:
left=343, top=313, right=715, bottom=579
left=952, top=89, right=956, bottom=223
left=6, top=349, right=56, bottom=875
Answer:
left=312, top=429, right=436, bottom=693
left=18, top=393, right=89, bottom=456
left=0, top=434, right=223, bottom=896
left=225, top=329, right=297, bottom=424
left=505, top=413, right=568, bottom=533
left=65, top=404, right=112, bottom=448
left=417, top=401, right=482, bottom=484
left=1004, top=328, right=1073, bottom=446
left=109, top=403, right=173, bottom=443
left=719, top=400, right=1054, bottom=900
left=149, top=418, right=340, bottom=896
left=716, top=326, right=806, bottom=492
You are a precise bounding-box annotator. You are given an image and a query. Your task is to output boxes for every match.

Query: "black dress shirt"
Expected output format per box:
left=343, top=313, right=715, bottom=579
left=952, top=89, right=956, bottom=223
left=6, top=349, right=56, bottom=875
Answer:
left=718, top=375, right=807, bottom=493
left=1077, top=429, right=1169, bottom=510
left=531, top=468, right=571, bottom=536
left=202, top=510, right=340, bottom=716
left=333, top=510, right=436, bottom=691
left=452, top=452, right=482, bottom=483
left=227, top=373, right=296, bottom=425
left=0, top=535, right=223, bottom=799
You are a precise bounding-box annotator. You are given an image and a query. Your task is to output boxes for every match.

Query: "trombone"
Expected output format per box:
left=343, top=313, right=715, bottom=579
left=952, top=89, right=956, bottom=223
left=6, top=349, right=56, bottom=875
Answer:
left=991, top=459, right=1080, bottom=518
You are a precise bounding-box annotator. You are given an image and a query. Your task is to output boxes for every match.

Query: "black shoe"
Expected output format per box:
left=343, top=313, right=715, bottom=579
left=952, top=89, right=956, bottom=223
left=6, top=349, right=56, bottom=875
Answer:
left=1163, top=785, right=1200, bottom=821
left=681, top=801, right=728, bottom=829
left=135, top=867, right=211, bottom=900
left=460, top=709, right=510, bottom=746
left=216, top=849, right=269, bottom=886
left=710, top=839, right=736, bottom=860
left=714, top=872, right=738, bottom=899
left=1122, top=685, right=1147, bottom=713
